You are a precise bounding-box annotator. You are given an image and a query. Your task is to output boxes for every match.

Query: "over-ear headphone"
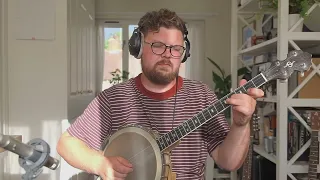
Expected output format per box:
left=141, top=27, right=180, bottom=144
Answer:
left=128, top=23, right=191, bottom=63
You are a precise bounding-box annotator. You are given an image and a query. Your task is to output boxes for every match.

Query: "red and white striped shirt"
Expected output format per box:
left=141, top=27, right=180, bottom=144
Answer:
left=67, top=74, right=230, bottom=179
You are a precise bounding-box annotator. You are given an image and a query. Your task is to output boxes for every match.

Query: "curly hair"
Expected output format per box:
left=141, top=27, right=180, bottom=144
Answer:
left=138, top=8, right=186, bottom=36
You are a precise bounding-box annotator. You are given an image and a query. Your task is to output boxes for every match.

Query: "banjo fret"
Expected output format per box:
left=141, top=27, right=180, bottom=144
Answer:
left=157, top=74, right=267, bottom=152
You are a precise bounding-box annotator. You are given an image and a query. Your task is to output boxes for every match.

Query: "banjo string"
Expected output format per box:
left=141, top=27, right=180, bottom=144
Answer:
left=128, top=144, right=152, bottom=162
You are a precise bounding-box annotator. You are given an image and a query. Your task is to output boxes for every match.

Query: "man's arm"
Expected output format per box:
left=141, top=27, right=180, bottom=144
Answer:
left=211, top=122, right=250, bottom=171
left=56, top=131, right=106, bottom=175
left=56, top=91, right=113, bottom=175
left=210, top=78, right=263, bottom=171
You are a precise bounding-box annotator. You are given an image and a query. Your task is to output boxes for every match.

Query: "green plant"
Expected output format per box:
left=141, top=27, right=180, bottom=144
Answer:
left=260, top=0, right=319, bottom=18
left=109, top=69, right=130, bottom=85
left=208, top=57, right=251, bottom=99
left=208, top=57, right=251, bottom=118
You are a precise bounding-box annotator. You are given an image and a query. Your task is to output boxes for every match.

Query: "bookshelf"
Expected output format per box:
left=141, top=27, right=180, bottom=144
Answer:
left=230, top=0, right=320, bottom=180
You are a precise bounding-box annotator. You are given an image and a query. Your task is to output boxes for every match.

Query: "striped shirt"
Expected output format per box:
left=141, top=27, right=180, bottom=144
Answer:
left=67, top=73, right=230, bottom=179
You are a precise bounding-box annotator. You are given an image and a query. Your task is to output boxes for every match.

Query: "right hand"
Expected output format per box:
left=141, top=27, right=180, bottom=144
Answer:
left=98, top=156, right=133, bottom=180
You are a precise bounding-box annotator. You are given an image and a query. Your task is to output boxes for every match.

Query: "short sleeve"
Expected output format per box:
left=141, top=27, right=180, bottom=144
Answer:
left=67, top=91, right=112, bottom=150
left=203, top=84, right=230, bottom=154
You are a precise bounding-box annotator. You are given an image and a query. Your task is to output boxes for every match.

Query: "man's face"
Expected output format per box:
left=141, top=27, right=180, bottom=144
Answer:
left=141, top=27, right=185, bottom=85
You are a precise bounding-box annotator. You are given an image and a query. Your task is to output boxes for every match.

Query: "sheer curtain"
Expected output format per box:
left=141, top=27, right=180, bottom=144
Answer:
left=184, top=21, right=205, bottom=82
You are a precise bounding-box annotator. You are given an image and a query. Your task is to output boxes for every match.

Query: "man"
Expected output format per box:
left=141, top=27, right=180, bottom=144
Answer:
left=57, top=8, right=264, bottom=180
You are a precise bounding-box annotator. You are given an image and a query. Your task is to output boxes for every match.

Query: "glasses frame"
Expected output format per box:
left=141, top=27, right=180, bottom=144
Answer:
left=144, top=41, right=185, bottom=57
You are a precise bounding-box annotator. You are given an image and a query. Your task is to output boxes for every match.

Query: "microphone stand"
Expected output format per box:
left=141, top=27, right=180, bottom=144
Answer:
left=0, top=134, right=60, bottom=180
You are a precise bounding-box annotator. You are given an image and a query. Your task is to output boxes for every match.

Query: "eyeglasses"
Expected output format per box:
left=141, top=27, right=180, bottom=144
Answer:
left=144, top=41, right=185, bottom=57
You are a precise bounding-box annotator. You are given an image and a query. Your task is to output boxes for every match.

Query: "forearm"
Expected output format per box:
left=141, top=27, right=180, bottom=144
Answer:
left=215, top=123, right=250, bottom=171
left=56, top=134, right=105, bottom=175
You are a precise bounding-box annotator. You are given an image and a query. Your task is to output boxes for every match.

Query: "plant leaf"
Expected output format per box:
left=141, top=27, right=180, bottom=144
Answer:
left=207, top=57, right=224, bottom=77
left=238, top=67, right=250, bottom=76
left=212, top=71, right=224, bottom=84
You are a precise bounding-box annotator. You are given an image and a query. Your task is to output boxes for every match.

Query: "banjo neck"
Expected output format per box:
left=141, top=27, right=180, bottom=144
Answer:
left=308, top=111, right=320, bottom=180
left=156, top=74, right=268, bottom=152
left=155, top=50, right=312, bottom=152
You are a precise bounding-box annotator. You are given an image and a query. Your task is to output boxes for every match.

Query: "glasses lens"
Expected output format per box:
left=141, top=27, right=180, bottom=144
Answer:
left=171, top=45, right=185, bottom=57
left=150, top=42, right=185, bottom=57
left=151, top=42, right=166, bottom=55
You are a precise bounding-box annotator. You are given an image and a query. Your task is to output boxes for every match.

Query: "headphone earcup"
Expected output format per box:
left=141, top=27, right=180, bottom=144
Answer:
left=129, top=28, right=144, bottom=59
left=181, top=37, right=190, bottom=63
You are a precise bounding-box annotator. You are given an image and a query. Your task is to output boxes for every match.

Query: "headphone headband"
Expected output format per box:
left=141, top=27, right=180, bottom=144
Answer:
left=128, top=24, right=191, bottom=63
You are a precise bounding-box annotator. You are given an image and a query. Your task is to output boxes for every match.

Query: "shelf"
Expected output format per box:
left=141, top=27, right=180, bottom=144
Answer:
left=288, top=99, right=320, bottom=107
left=239, top=38, right=277, bottom=56
left=238, top=37, right=320, bottom=56
left=289, top=161, right=320, bottom=173
left=253, top=144, right=276, bottom=164
left=289, top=32, right=320, bottom=41
left=237, top=0, right=275, bottom=13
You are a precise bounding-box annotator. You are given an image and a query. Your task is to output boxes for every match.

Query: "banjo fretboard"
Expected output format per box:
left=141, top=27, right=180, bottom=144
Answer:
left=156, top=73, right=267, bottom=152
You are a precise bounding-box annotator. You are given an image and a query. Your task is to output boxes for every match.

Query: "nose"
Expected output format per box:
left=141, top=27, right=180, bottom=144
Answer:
left=161, top=47, right=171, bottom=58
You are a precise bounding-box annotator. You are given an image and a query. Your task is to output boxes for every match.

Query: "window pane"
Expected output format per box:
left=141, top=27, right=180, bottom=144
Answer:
left=102, top=27, right=123, bottom=90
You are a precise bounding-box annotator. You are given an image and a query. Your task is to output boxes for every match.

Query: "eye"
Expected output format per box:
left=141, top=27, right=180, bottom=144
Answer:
left=152, top=42, right=165, bottom=48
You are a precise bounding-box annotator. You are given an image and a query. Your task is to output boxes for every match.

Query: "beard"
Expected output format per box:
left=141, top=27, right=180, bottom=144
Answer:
left=141, top=58, right=179, bottom=85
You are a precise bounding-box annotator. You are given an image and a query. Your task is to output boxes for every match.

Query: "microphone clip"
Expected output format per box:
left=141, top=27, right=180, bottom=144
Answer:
left=18, top=138, right=57, bottom=180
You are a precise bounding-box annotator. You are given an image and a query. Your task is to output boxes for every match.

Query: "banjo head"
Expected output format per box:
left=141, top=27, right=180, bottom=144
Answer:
left=102, top=124, right=163, bottom=180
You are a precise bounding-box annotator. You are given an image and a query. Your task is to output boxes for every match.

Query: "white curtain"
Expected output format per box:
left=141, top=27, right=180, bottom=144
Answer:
left=185, top=21, right=205, bottom=82
left=96, top=25, right=105, bottom=94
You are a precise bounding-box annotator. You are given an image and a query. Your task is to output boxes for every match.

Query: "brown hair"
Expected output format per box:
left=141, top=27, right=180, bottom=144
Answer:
left=138, top=8, right=186, bottom=36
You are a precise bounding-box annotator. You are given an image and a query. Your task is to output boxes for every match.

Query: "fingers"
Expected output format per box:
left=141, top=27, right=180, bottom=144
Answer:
left=232, top=104, right=254, bottom=117
left=113, top=158, right=133, bottom=174
left=226, top=95, right=255, bottom=107
left=104, top=168, right=128, bottom=180
left=117, top=157, right=133, bottom=168
left=101, top=157, right=133, bottom=180
left=239, top=79, right=247, bottom=87
left=247, top=88, right=264, bottom=98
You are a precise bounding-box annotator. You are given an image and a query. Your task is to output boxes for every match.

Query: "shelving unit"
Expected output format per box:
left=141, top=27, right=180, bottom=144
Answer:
left=231, top=0, right=320, bottom=180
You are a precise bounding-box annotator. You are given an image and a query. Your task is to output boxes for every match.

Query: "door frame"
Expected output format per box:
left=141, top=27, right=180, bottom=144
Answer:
left=0, top=0, right=9, bottom=178
left=0, top=0, right=8, bottom=133
left=96, top=19, right=138, bottom=92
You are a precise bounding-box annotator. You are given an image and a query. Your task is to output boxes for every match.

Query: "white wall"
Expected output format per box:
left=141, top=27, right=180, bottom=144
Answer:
left=0, top=0, right=8, bottom=179
left=5, top=0, right=68, bottom=179
left=95, top=0, right=232, bottom=89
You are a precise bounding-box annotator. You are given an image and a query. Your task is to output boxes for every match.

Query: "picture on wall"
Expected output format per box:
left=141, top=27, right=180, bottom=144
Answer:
left=242, top=20, right=256, bottom=65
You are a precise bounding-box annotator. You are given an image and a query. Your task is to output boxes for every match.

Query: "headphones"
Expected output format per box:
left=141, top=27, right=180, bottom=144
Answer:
left=128, top=23, right=191, bottom=63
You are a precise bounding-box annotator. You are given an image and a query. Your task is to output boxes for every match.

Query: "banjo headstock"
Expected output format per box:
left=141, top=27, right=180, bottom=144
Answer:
left=262, top=50, right=313, bottom=82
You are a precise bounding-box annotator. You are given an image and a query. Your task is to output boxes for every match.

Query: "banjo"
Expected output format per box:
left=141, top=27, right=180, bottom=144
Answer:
left=99, top=50, right=312, bottom=180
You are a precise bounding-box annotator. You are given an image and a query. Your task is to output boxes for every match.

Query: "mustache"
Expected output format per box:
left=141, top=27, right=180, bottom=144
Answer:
left=156, top=60, right=172, bottom=66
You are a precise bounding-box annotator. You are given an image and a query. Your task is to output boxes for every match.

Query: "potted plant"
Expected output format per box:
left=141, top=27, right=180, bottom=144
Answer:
left=208, top=57, right=251, bottom=118
left=109, top=69, right=130, bottom=85
left=260, top=0, right=319, bottom=31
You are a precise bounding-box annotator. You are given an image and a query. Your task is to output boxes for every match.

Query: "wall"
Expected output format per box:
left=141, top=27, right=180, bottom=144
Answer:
left=5, top=0, right=68, bottom=179
left=95, top=0, right=232, bottom=89
left=67, top=0, right=96, bottom=121
left=0, top=0, right=8, bottom=179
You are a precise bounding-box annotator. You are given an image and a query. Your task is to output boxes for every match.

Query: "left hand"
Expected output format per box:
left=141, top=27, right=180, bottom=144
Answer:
left=226, top=79, right=264, bottom=126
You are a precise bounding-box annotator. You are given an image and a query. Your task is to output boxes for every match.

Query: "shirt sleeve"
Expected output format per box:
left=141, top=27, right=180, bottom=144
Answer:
left=203, top=84, right=230, bottom=155
left=67, top=91, right=112, bottom=151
